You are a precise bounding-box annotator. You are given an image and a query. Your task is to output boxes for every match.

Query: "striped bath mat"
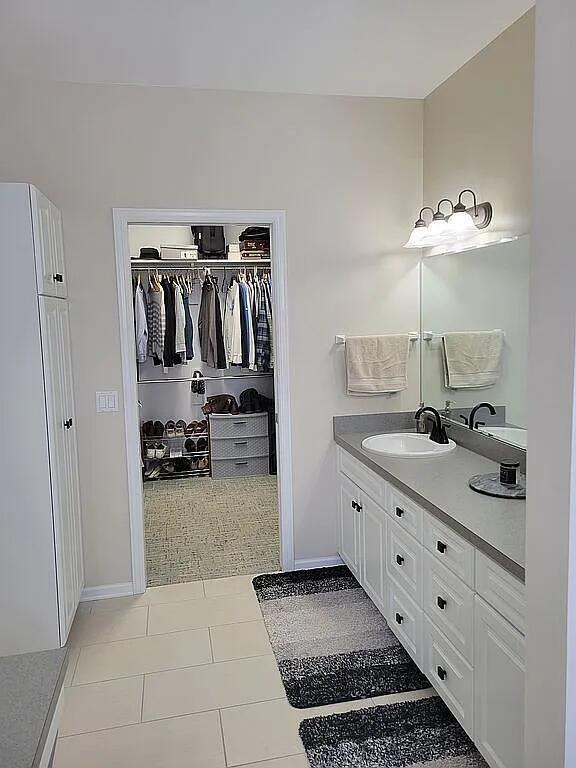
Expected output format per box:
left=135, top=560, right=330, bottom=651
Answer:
left=252, top=566, right=429, bottom=708
left=299, top=696, right=488, bottom=767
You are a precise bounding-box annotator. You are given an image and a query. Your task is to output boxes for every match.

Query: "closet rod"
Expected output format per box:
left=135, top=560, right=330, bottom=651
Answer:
left=138, top=373, right=273, bottom=385
left=131, top=259, right=271, bottom=268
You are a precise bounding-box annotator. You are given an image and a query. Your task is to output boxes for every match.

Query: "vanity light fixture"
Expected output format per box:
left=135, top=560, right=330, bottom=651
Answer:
left=404, top=189, right=494, bottom=250
left=404, top=207, right=435, bottom=249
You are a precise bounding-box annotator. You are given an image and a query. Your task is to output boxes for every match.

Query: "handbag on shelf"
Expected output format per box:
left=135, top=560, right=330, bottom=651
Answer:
left=191, top=226, right=226, bottom=259
left=202, top=394, right=239, bottom=416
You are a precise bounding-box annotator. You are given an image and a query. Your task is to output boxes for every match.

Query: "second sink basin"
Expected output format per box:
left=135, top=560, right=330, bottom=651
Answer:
left=362, top=432, right=456, bottom=459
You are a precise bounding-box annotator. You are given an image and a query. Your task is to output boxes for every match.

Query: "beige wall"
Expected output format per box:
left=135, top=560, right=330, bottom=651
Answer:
left=423, top=10, right=534, bottom=235
left=0, top=80, right=422, bottom=586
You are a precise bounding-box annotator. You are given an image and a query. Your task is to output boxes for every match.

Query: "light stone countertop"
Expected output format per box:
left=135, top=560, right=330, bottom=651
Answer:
left=335, top=431, right=525, bottom=581
left=0, top=648, right=67, bottom=768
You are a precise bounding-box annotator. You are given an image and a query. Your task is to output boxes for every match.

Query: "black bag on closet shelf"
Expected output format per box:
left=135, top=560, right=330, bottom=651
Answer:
left=239, top=226, right=270, bottom=252
left=190, top=370, right=206, bottom=395
left=191, top=226, right=226, bottom=259
left=139, top=247, right=161, bottom=260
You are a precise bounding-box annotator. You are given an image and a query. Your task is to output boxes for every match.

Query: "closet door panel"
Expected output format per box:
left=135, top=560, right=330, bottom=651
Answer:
left=39, top=296, right=81, bottom=644
left=50, top=203, right=68, bottom=298
left=31, top=188, right=66, bottom=297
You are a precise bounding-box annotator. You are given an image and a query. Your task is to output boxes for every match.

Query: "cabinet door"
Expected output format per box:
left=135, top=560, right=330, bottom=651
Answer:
left=338, top=474, right=361, bottom=578
left=361, top=495, right=386, bottom=612
left=474, top=596, right=525, bottom=768
left=31, top=188, right=67, bottom=297
left=39, top=297, right=83, bottom=644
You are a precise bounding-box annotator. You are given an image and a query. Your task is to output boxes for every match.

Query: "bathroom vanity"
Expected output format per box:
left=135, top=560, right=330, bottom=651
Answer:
left=334, top=415, right=525, bottom=768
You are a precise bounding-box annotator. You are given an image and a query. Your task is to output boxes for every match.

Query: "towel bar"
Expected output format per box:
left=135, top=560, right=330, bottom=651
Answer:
left=335, top=333, right=420, bottom=346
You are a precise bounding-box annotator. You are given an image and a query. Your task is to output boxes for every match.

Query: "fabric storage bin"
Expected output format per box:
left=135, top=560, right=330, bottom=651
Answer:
left=209, top=413, right=268, bottom=439
left=211, top=436, right=269, bottom=460
left=211, top=455, right=269, bottom=479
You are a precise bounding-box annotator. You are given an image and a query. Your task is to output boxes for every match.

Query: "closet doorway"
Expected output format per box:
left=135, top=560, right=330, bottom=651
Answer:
left=114, top=209, right=293, bottom=593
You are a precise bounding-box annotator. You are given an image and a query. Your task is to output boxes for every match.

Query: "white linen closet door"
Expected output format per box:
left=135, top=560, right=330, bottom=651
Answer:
left=31, top=187, right=67, bottom=298
left=39, top=295, right=83, bottom=643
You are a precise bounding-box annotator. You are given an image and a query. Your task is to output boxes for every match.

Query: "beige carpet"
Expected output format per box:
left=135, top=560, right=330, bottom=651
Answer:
left=143, top=475, right=280, bottom=587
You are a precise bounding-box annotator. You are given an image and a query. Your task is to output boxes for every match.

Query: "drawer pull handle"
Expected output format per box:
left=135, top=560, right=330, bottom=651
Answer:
left=437, top=541, right=447, bottom=554
left=235, top=461, right=248, bottom=466
left=233, top=421, right=247, bottom=426
left=395, top=612, right=404, bottom=625
left=234, top=441, right=248, bottom=446
left=53, top=273, right=63, bottom=283
left=437, top=596, right=447, bottom=610
left=437, top=666, right=447, bottom=681
left=351, top=500, right=358, bottom=511
left=396, top=554, right=404, bottom=566
left=395, top=507, right=404, bottom=518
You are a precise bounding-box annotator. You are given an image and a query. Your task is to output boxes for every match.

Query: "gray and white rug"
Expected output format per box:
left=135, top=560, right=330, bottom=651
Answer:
left=299, top=696, right=488, bottom=767
left=252, top=566, right=429, bottom=708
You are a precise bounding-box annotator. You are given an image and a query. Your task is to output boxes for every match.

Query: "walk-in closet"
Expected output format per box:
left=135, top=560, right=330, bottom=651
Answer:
left=130, top=222, right=280, bottom=586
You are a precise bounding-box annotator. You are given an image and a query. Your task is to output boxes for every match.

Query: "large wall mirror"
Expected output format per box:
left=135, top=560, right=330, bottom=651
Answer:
left=420, top=235, right=530, bottom=448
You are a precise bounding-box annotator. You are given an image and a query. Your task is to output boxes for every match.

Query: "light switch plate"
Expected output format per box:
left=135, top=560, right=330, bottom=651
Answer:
left=96, top=390, right=119, bottom=413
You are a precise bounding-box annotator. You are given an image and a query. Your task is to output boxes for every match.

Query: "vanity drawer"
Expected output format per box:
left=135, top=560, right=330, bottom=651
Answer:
left=388, top=581, right=423, bottom=667
left=423, top=550, right=474, bottom=663
left=338, top=448, right=388, bottom=508
left=423, top=513, right=475, bottom=587
left=386, top=519, right=422, bottom=605
left=423, top=615, right=474, bottom=738
left=388, top=487, right=423, bottom=540
left=475, top=552, right=525, bottom=634
left=209, top=413, right=268, bottom=439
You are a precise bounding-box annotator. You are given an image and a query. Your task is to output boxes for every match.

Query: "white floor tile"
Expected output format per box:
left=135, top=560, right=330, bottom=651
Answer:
left=203, top=574, right=257, bottom=598
left=54, top=710, right=225, bottom=768
left=371, top=688, right=436, bottom=707
left=142, top=655, right=284, bottom=721
left=234, top=757, right=309, bottom=768
left=148, top=593, right=261, bottom=635
left=67, top=606, right=148, bottom=647
left=220, top=699, right=304, bottom=766
left=73, top=629, right=211, bottom=685
left=210, top=620, right=272, bottom=662
left=60, top=677, right=143, bottom=736
left=91, top=581, right=205, bottom=613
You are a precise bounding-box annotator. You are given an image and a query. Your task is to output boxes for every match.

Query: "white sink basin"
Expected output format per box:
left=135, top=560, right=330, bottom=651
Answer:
left=479, top=426, right=527, bottom=448
left=361, top=433, right=457, bottom=459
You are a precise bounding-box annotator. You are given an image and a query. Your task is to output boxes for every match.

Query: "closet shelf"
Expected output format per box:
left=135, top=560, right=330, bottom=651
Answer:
left=144, top=469, right=211, bottom=482
left=131, top=259, right=271, bottom=267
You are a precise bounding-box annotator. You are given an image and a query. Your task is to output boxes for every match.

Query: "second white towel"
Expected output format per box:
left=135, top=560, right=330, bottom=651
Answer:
left=442, top=330, right=504, bottom=389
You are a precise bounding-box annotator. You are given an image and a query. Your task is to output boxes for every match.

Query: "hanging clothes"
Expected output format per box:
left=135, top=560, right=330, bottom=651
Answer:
left=255, top=275, right=274, bottom=371
left=223, top=280, right=242, bottom=365
left=134, top=279, right=148, bottom=364
left=198, top=273, right=227, bottom=369
left=161, top=277, right=177, bottom=367
left=182, top=280, right=194, bottom=361
left=173, top=278, right=187, bottom=363
left=212, top=278, right=227, bottom=369
left=146, top=278, right=164, bottom=366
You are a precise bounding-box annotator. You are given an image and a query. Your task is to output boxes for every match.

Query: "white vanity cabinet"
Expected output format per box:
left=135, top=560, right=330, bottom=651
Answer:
left=336, top=446, right=525, bottom=768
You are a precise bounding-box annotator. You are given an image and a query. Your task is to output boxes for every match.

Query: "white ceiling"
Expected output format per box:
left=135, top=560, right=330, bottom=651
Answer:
left=0, top=0, right=533, bottom=98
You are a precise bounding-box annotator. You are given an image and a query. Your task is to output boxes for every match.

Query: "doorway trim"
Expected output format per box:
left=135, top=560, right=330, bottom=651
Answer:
left=113, top=208, right=294, bottom=594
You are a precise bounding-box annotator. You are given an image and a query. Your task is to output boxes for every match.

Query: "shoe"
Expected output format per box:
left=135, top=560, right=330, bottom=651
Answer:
left=184, top=438, right=197, bottom=454
left=175, top=419, right=186, bottom=437
left=165, top=420, right=176, bottom=437
left=162, top=461, right=175, bottom=474
left=196, top=437, right=208, bottom=453
left=197, top=457, right=209, bottom=471
left=155, top=443, right=167, bottom=458
left=174, top=457, right=191, bottom=472
left=153, top=420, right=165, bottom=437
left=142, top=420, right=154, bottom=437
left=146, top=445, right=157, bottom=459
left=195, top=419, right=208, bottom=434
left=185, top=421, right=197, bottom=435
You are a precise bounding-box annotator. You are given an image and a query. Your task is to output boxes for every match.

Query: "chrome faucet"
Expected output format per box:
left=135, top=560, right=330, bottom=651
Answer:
left=414, top=406, right=449, bottom=444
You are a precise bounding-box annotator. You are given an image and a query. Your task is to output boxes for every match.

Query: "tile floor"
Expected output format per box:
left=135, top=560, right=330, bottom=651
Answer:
left=55, top=574, right=433, bottom=767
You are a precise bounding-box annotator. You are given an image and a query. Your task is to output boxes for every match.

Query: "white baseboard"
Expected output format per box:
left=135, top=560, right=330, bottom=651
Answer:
left=294, top=556, right=344, bottom=570
left=81, top=582, right=134, bottom=602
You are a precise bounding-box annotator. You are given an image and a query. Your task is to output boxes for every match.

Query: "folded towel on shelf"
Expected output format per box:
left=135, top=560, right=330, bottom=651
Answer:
left=442, top=330, right=504, bottom=389
left=345, top=334, right=410, bottom=395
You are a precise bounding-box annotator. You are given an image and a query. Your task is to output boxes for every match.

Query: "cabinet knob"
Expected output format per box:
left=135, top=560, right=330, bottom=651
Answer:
left=52, top=273, right=63, bottom=283
left=395, top=507, right=404, bottom=518
left=437, top=666, right=447, bottom=681
left=437, top=596, right=447, bottom=610
left=64, top=418, right=73, bottom=430
left=396, top=554, right=404, bottom=566
left=351, top=500, right=358, bottom=511
left=437, top=541, right=447, bottom=554
left=395, top=612, right=403, bottom=625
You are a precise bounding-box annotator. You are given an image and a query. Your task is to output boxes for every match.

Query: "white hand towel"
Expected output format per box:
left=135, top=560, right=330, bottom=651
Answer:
left=345, top=334, right=410, bottom=395
left=442, top=330, right=504, bottom=389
